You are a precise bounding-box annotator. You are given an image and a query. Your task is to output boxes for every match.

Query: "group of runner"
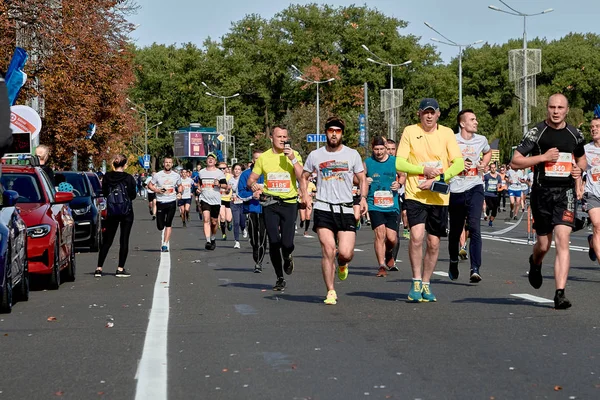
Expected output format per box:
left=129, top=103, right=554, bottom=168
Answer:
left=143, top=93, right=596, bottom=310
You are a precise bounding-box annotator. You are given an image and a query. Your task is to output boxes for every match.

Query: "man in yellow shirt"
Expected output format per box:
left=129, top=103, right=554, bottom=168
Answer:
left=247, top=125, right=304, bottom=291
left=396, top=98, right=464, bottom=302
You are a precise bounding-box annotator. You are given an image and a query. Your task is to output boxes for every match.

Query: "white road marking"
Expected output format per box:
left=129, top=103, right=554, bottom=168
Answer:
left=135, top=251, right=170, bottom=400
left=481, top=235, right=588, bottom=252
left=354, top=248, right=364, bottom=252
left=433, top=271, right=449, bottom=277
left=510, top=293, right=554, bottom=303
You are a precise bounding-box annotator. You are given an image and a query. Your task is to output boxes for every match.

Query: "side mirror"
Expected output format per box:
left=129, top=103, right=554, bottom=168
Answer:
left=54, top=191, right=74, bottom=204
left=2, top=190, right=19, bottom=207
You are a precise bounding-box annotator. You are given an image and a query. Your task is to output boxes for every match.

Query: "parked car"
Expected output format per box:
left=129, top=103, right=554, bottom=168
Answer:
left=0, top=189, right=29, bottom=313
left=1, top=165, right=75, bottom=290
left=55, top=171, right=102, bottom=251
left=85, top=172, right=106, bottom=226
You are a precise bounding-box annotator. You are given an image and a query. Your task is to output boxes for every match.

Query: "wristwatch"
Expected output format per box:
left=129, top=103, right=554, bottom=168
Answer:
left=291, top=158, right=298, bottom=165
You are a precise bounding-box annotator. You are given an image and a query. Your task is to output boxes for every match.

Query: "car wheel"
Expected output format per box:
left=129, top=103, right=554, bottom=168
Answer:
left=90, top=223, right=101, bottom=252
left=0, top=250, right=13, bottom=313
left=48, top=240, right=61, bottom=290
left=17, top=258, right=29, bottom=302
left=64, top=239, right=76, bottom=282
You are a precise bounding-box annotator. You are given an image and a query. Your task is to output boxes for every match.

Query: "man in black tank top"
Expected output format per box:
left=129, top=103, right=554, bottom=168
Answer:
left=511, top=94, right=586, bottom=309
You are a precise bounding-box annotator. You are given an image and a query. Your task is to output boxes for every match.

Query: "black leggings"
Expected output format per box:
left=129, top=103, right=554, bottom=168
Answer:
left=263, top=202, right=297, bottom=278
left=247, top=212, right=267, bottom=266
left=498, top=190, right=507, bottom=209
left=97, top=214, right=134, bottom=269
left=485, top=196, right=499, bottom=218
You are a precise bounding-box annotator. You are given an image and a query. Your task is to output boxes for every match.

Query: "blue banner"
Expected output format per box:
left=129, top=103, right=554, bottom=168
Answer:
left=5, top=47, right=28, bottom=105
left=359, top=114, right=366, bottom=146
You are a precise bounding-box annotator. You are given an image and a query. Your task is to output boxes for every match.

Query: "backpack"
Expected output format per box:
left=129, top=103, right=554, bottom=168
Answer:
left=106, top=181, right=131, bottom=216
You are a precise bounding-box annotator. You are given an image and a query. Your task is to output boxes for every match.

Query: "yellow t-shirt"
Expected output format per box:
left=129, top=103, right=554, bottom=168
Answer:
left=396, top=123, right=462, bottom=205
left=221, top=173, right=232, bottom=201
left=307, top=181, right=316, bottom=197
left=253, top=149, right=303, bottom=202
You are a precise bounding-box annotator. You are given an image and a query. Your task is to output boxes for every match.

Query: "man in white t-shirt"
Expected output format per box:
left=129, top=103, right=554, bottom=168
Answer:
left=506, top=166, right=525, bottom=220
left=178, top=169, right=195, bottom=227
left=197, top=153, right=227, bottom=250
left=300, top=116, right=367, bottom=305
left=448, top=110, right=491, bottom=283
left=147, top=157, right=183, bottom=252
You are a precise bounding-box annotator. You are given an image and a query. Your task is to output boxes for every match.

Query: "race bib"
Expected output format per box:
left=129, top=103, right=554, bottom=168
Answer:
left=266, top=172, right=291, bottom=193
left=162, top=185, right=175, bottom=195
left=545, top=152, right=572, bottom=178
left=461, top=165, right=478, bottom=178
left=591, top=166, right=600, bottom=183
left=373, top=190, right=394, bottom=208
left=487, top=182, right=497, bottom=192
left=352, top=186, right=359, bottom=196
left=418, top=161, right=442, bottom=184
left=201, top=182, right=215, bottom=190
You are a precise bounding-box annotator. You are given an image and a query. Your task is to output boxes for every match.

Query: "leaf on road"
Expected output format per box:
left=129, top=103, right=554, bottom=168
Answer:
left=54, top=391, right=64, bottom=396
left=554, top=386, right=562, bottom=391
left=47, top=316, right=57, bottom=321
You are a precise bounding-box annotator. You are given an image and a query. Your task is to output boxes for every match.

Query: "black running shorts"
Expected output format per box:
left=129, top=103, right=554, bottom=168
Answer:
left=530, top=186, right=576, bottom=235
left=404, top=199, right=448, bottom=237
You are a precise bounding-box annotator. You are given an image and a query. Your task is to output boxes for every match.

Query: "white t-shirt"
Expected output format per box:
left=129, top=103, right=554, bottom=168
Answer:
left=449, top=133, right=490, bottom=193
left=180, top=177, right=194, bottom=199
left=198, top=168, right=225, bottom=205
left=303, top=145, right=364, bottom=214
left=151, top=170, right=182, bottom=203
left=229, top=176, right=244, bottom=204
left=584, top=142, right=600, bottom=198
left=507, top=169, right=524, bottom=191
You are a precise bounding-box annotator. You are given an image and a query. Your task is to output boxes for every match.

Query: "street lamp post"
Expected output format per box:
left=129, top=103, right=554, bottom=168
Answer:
left=127, top=98, right=153, bottom=170
left=248, top=143, right=254, bottom=163
left=423, top=22, right=482, bottom=114
left=362, top=45, right=411, bottom=140
left=202, top=82, right=239, bottom=163
left=291, top=65, right=335, bottom=150
left=488, top=1, right=553, bottom=135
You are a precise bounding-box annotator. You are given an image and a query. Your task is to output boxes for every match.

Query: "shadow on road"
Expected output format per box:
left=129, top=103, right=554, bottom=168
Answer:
left=346, top=291, right=404, bottom=301
left=452, top=297, right=550, bottom=308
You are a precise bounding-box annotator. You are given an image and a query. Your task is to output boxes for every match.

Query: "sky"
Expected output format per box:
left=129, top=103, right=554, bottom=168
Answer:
left=128, top=0, right=597, bottom=64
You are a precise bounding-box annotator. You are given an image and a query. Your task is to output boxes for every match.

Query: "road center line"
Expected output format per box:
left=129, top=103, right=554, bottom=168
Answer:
left=511, top=293, right=554, bottom=303
left=135, top=251, right=170, bottom=400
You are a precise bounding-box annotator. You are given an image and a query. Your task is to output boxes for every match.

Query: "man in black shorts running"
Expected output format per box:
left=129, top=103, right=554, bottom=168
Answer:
left=510, top=93, right=586, bottom=309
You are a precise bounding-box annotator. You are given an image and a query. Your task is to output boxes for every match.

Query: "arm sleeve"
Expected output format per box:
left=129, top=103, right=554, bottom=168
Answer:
left=354, top=152, right=365, bottom=173
left=443, top=158, right=465, bottom=181
left=396, top=157, right=424, bottom=175
left=252, top=156, right=263, bottom=176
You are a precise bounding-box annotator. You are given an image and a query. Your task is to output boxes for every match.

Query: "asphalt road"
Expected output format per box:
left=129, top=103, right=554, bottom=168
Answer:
left=1, top=199, right=599, bottom=400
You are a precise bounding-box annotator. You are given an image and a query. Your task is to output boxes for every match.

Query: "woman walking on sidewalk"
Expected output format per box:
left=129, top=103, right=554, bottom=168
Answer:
left=95, top=154, right=137, bottom=277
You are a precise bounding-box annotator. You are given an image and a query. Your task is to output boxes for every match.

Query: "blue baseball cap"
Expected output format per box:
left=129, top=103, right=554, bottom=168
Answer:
left=419, top=98, right=440, bottom=111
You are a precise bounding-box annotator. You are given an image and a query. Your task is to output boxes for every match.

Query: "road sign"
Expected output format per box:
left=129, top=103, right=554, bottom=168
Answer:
left=143, top=154, right=150, bottom=169
left=306, top=134, right=326, bottom=143
left=217, top=133, right=225, bottom=142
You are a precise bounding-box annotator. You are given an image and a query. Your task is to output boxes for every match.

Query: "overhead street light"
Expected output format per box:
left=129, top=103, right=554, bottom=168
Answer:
left=202, top=81, right=240, bottom=162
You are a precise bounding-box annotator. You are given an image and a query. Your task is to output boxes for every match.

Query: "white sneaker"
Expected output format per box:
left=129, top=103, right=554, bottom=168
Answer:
left=234, top=241, right=240, bottom=249
left=242, top=229, right=248, bottom=239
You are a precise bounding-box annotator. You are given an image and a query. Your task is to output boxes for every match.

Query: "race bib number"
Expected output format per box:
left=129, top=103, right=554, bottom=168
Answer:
left=266, top=172, right=291, bottom=193
left=373, top=190, right=394, bottom=208
left=201, top=182, right=214, bottom=190
left=591, top=166, right=600, bottom=183
left=461, top=166, right=478, bottom=178
left=418, top=161, right=442, bottom=184
left=487, top=182, right=497, bottom=192
left=545, top=152, right=572, bottom=178
left=162, top=185, right=175, bottom=195
left=352, top=186, right=359, bottom=196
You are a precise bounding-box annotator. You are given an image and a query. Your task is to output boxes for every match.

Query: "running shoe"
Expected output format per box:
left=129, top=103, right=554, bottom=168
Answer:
left=183, top=221, right=187, bottom=228
left=303, top=231, right=309, bottom=237
left=469, top=268, right=482, bottom=283
left=407, top=280, right=423, bottom=302
left=283, top=255, right=294, bottom=275
left=509, top=210, right=514, bottom=219
left=253, top=264, right=262, bottom=273
left=483, top=216, right=488, bottom=221
left=273, top=277, right=286, bottom=291
left=324, top=290, right=337, bottom=305
left=554, top=289, right=572, bottom=310
left=227, top=222, right=232, bottom=231
left=222, top=233, right=227, bottom=241
left=243, top=229, right=248, bottom=239
left=234, top=241, right=240, bottom=249
left=205, top=241, right=212, bottom=250
left=337, top=264, right=348, bottom=281
left=421, top=283, right=436, bottom=302
left=488, top=220, right=493, bottom=227
left=94, top=268, right=102, bottom=278
left=210, top=239, right=216, bottom=250
left=448, top=260, right=459, bottom=280
left=161, top=245, right=169, bottom=253
left=459, top=247, right=468, bottom=260
left=115, top=268, right=131, bottom=278
left=152, top=214, right=156, bottom=221
left=588, top=234, right=597, bottom=262
left=403, top=229, right=410, bottom=240
left=528, top=254, right=543, bottom=289
left=376, top=266, right=387, bottom=277
left=356, top=220, right=361, bottom=230
left=366, top=220, right=371, bottom=226
left=385, top=249, right=397, bottom=270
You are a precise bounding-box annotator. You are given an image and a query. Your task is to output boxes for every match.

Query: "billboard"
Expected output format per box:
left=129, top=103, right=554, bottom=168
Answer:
left=173, top=126, right=221, bottom=158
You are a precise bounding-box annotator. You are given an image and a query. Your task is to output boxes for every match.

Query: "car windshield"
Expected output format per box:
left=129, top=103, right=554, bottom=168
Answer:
left=56, top=173, right=90, bottom=198
left=86, top=173, right=102, bottom=196
left=1, top=173, right=43, bottom=202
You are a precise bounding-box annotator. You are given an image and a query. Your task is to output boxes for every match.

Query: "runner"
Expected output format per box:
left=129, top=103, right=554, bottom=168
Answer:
left=497, top=165, right=507, bottom=212
left=178, top=169, right=194, bottom=227
left=247, top=125, right=304, bottom=291
left=218, top=161, right=233, bottom=240
left=365, top=136, right=401, bottom=277
left=510, top=93, right=586, bottom=309
left=145, top=171, right=157, bottom=220
left=583, top=116, right=600, bottom=264
left=147, top=157, right=183, bottom=252
left=448, top=109, right=491, bottom=283
left=197, top=153, right=227, bottom=250
left=506, top=165, right=524, bottom=220
left=386, top=138, right=405, bottom=263
left=300, top=116, right=367, bottom=305
left=396, top=98, right=464, bottom=302
left=300, top=176, right=317, bottom=237
left=483, top=162, right=502, bottom=227
left=229, top=163, right=246, bottom=249
left=239, top=149, right=267, bottom=273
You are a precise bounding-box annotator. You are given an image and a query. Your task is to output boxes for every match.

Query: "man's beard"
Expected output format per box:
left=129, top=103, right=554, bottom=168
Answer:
left=326, top=138, right=342, bottom=149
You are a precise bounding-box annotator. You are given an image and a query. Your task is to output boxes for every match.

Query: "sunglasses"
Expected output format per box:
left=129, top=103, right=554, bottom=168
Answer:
left=219, top=167, right=226, bottom=170
left=327, top=127, right=342, bottom=134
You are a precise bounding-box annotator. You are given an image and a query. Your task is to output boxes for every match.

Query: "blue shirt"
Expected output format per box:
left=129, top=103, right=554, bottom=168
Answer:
left=365, top=155, right=400, bottom=213
left=238, top=168, right=263, bottom=214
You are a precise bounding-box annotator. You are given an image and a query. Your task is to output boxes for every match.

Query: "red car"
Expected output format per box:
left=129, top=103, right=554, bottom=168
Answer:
left=1, top=165, right=75, bottom=289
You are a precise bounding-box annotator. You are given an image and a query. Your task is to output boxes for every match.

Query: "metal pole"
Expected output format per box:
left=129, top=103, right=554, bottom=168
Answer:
left=223, top=97, right=228, bottom=162
left=389, top=65, right=394, bottom=140
left=522, top=15, right=528, bottom=135
left=364, top=82, right=369, bottom=151
left=316, top=81, right=320, bottom=150
left=144, top=112, right=148, bottom=172
left=458, top=45, right=463, bottom=113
